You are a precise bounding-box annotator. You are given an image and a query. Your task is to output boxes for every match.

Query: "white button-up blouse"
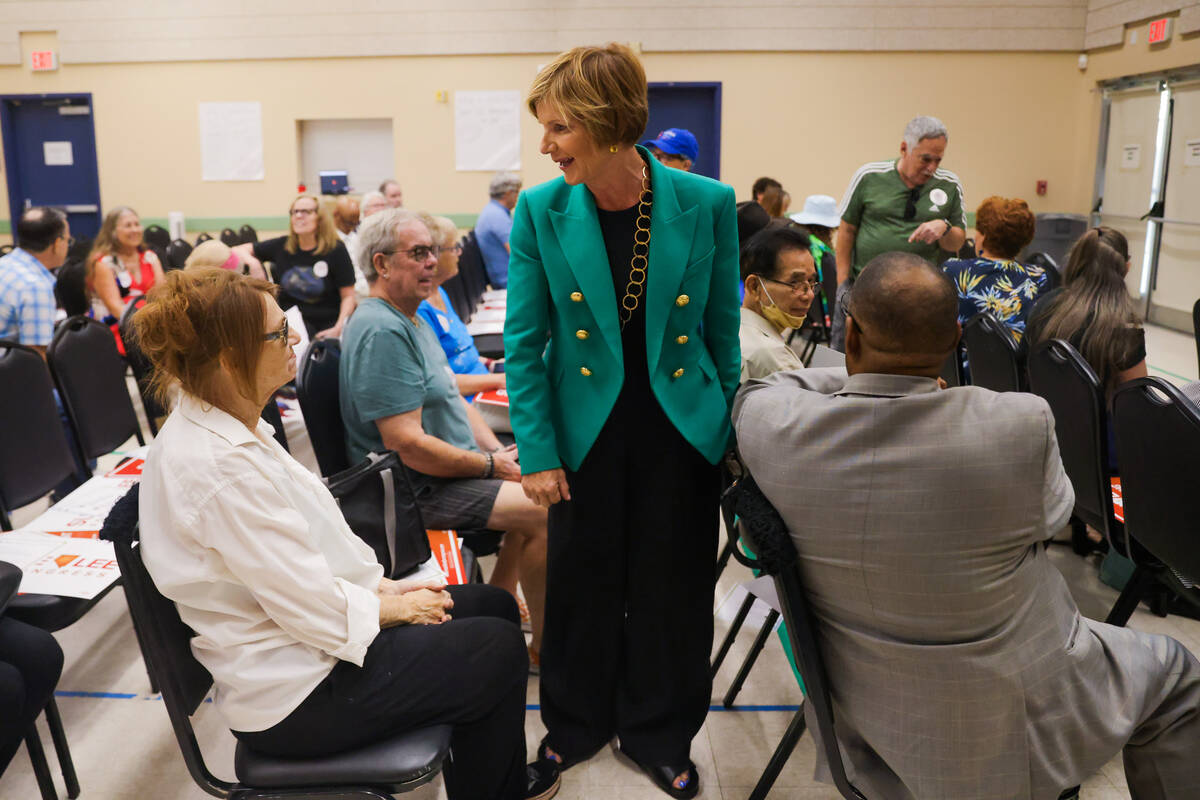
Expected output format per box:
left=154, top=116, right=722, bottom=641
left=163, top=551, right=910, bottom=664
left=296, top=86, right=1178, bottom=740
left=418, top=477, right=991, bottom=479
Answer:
left=139, top=393, right=383, bottom=732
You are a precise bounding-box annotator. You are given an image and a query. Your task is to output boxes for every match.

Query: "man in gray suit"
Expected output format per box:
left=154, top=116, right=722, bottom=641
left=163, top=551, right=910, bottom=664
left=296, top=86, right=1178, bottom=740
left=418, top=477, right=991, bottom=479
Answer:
left=732, top=252, right=1200, bottom=800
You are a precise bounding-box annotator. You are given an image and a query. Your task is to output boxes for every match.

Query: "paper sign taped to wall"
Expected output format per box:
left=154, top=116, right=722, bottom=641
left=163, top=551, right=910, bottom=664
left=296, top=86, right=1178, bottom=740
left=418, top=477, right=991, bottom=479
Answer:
left=199, top=101, right=265, bottom=181
left=455, top=90, right=520, bottom=171
left=1121, top=144, right=1142, bottom=170
left=1185, top=139, right=1200, bottom=167
left=43, top=141, right=73, bottom=166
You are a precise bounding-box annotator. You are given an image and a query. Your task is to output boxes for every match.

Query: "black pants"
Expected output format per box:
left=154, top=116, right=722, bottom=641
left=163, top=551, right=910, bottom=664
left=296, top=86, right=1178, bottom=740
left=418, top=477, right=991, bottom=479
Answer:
left=0, top=618, right=64, bottom=773
left=235, top=584, right=528, bottom=800
left=541, top=388, right=720, bottom=765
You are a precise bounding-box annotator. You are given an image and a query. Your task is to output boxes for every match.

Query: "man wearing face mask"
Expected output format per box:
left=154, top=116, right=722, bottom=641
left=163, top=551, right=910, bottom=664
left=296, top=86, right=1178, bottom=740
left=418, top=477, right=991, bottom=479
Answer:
left=738, top=226, right=819, bottom=382
left=830, top=115, right=966, bottom=352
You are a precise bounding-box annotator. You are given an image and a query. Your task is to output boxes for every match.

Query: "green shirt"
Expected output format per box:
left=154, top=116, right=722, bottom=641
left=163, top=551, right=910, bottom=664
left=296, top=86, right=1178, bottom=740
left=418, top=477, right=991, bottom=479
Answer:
left=340, top=297, right=477, bottom=465
left=839, top=159, right=966, bottom=278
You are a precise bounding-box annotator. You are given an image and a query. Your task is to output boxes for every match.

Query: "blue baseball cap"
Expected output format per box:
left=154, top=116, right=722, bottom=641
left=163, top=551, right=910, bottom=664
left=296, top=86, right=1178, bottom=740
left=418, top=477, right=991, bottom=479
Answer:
left=642, top=128, right=699, bottom=163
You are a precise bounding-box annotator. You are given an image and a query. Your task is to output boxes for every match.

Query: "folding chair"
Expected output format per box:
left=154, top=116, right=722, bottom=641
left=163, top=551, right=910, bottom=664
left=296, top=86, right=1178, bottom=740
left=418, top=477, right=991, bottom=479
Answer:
left=962, top=312, right=1024, bottom=393
left=106, top=514, right=452, bottom=799
left=119, top=297, right=164, bottom=435
left=239, top=224, right=258, bottom=244
left=143, top=225, right=171, bottom=252
left=194, top=232, right=214, bottom=246
left=46, top=316, right=145, bottom=474
left=220, top=227, right=242, bottom=247
left=166, top=239, right=194, bottom=270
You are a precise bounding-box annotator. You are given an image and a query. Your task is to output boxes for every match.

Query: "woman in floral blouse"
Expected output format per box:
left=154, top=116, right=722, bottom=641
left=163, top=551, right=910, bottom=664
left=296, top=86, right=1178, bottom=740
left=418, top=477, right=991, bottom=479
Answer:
left=942, top=196, right=1047, bottom=345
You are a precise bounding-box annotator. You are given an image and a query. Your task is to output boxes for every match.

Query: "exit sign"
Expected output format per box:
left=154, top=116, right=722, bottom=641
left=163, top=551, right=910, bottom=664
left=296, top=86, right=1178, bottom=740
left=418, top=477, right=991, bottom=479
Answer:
left=1148, top=18, right=1173, bottom=45
left=30, top=50, right=57, bottom=71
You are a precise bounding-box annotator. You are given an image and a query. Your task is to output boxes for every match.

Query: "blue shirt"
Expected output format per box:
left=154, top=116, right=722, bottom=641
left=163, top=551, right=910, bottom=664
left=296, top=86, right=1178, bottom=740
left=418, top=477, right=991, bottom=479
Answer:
left=416, top=287, right=489, bottom=379
left=0, top=247, right=57, bottom=346
left=475, top=199, right=513, bottom=288
left=942, top=256, right=1049, bottom=344
left=339, top=297, right=477, bottom=465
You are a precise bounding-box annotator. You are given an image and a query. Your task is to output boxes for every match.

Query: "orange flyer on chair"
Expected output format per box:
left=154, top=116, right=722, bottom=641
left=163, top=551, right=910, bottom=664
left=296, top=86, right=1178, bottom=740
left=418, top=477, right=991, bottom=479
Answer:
left=427, top=530, right=468, bottom=585
left=1111, top=477, right=1124, bottom=524
left=472, top=389, right=509, bottom=407
left=104, top=458, right=145, bottom=478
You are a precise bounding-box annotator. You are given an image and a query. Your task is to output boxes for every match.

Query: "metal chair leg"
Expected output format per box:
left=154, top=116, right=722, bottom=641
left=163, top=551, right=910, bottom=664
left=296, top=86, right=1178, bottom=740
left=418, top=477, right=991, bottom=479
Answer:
left=715, top=535, right=735, bottom=580
left=712, top=593, right=755, bottom=677
left=24, top=723, right=58, bottom=800
left=749, top=703, right=807, bottom=800
left=124, top=586, right=160, bottom=694
left=44, top=696, right=80, bottom=798
left=1105, top=564, right=1157, bottom=627
left=724, top=609, right=780, bottom=707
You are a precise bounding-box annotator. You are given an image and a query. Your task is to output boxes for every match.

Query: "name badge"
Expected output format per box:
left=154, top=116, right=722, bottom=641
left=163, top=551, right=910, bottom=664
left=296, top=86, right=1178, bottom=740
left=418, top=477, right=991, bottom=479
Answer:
left=312, top=260, right=329, bottom=278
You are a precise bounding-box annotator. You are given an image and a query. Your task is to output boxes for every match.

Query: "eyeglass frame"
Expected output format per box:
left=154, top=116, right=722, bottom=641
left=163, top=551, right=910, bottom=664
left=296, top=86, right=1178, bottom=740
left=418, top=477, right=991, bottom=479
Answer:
left=380, top=244, right=447, bottom=262
left=263, top=317, right=289, bottom=345
left=289, top=206, right=318, bottom=217
left=753, top=273, right=822, bottom=294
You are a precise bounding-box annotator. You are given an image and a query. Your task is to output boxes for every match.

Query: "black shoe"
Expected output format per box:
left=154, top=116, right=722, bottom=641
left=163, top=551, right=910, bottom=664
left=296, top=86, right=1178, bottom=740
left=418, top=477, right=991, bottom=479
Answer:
left=618, top=747, right=699, bottom=799
left=525, top=757, right=561, bottom=800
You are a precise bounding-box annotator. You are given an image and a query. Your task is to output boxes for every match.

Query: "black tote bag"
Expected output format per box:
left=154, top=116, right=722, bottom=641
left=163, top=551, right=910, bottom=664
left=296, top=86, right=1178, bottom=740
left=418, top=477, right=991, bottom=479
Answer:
left=324, top=451, right=431, bottom=578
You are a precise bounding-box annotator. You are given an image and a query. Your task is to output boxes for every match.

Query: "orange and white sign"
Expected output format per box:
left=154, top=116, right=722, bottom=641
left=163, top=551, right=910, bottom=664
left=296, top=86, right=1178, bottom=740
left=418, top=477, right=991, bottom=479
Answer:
left=1111, top=477, right=1124, bottom=524
left=426, top=530, right=468, bottom=585
left=473, top=388, right=509, bottom=407
left=0, top=531, right=119, bottom=599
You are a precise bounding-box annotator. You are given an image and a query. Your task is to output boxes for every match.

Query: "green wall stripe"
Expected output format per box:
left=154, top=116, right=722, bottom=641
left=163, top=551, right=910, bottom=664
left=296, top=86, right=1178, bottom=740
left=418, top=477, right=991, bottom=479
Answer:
left=0, top=219, right=9, bottom=235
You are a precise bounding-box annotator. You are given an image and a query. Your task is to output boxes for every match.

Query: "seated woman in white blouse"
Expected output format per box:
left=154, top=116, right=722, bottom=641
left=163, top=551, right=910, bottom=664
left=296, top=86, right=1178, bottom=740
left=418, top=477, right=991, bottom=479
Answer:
left=132, top=268, right=559, bottom=800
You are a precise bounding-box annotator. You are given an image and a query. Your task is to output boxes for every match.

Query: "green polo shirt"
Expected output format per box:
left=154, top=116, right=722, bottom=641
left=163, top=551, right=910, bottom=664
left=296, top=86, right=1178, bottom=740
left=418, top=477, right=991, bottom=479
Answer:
left=340, top=297, right=477, bottom=465
left=839, top=159, right=966, bottom=278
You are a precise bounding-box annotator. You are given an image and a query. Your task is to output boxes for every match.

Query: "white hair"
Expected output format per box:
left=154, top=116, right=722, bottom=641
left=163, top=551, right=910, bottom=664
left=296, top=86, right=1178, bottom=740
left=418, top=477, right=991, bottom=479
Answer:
left=355, top=208, right=427, bottom=282
left=488, top=171, right=522, bottom=199
left=903, top=116, right=948, bottom=149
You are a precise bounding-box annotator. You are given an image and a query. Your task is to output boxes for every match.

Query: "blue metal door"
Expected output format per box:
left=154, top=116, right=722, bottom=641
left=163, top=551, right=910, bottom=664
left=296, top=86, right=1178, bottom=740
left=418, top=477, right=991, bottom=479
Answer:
left=645, top=82, right=722, bottom=181
left=1, top=94, right=102, bottom=238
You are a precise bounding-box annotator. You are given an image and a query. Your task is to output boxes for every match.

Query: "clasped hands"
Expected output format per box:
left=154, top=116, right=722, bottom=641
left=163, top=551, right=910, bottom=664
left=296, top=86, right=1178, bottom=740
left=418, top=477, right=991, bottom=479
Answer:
left=908, top=219, right=951, bottom=244
left=379, top=577, right=453, bottom=626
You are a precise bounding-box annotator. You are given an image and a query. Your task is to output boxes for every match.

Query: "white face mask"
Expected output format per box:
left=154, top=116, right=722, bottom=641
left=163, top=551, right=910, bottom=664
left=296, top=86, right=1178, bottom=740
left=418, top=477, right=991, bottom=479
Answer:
left=754, top=277, right=808, bottom=332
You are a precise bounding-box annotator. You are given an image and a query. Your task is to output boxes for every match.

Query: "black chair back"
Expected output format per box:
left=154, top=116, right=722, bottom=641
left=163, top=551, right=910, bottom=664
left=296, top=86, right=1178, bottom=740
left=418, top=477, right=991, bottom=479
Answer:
left=0, top=560, right=20, bottom=615
left=1024, top=251, right=1061, bottom=292
left=723, top=473, right=868, bottom=800
left=219, top=228, right=241, bottom=247
left=939, top=341, right=965, bottom=387
left=239, top=224, right=258, bottom=244
left=260, top=397, right=289, bottom=452
left=66, top=236, right=93, bottom=264
left=194, top=232, right=213, bottom=246
left=963, top=313, right=1024, bottom=392
left=119, top=297, right=164, bottom=433
left=47, top=316, right=144, bottom=464
left=297, top=338, right=350, bottom=476
left=53, top=259, right=90, bottom=317
left=1027, top=339, right=1124, bottom=553
left=1112, top=379, right=1200, bottom=581
left=440, top=273, right=472, bottom=324
left=166, top=239, right=193, bottom=270
left=1192, top=298, right=1199, bottom=377
left=110, top=520, right=234, bottom=796
left=458, top=232, right=487, bottom=309
left=0, top=342, right=81, bottom=528
left=143, top=225, right=171, bottom=251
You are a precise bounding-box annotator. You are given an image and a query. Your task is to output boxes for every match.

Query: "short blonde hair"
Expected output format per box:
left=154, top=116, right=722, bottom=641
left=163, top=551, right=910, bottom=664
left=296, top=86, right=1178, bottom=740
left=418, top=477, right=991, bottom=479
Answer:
left=527, top=43, right=648, bottom=149
left=184, top=240, right=236, bottom=271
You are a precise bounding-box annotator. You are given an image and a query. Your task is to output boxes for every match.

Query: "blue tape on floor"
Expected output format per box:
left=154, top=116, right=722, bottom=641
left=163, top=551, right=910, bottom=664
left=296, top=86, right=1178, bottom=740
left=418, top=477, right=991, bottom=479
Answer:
left=55, top=690, right=138, bottom=699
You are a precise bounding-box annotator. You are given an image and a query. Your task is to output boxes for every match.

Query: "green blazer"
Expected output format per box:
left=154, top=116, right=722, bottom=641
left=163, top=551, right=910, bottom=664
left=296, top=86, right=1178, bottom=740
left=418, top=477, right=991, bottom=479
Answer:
left=504, top=147, right=741, bottom=474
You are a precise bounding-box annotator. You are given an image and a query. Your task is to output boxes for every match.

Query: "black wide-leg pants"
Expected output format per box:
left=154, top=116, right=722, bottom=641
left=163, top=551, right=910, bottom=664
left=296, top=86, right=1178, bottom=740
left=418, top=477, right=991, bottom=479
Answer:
left=540, top=387, right=720, bottom=765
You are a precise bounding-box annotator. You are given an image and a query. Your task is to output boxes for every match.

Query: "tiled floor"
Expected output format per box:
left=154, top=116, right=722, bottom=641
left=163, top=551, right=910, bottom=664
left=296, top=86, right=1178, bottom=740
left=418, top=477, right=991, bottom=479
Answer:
left=2, top=324, right=1197, bottom=799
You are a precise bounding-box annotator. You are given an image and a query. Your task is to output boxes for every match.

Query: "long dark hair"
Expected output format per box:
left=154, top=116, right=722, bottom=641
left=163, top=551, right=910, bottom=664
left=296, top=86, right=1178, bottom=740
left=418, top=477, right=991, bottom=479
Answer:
left=1032, top=226, right=1140, bottom=390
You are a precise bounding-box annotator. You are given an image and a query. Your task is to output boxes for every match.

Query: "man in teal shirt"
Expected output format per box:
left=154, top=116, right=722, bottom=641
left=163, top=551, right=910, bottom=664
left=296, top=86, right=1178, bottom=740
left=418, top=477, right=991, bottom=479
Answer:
left=831, top=115, right=967, bottom=350
left=340, top=208, right=550, bottom=675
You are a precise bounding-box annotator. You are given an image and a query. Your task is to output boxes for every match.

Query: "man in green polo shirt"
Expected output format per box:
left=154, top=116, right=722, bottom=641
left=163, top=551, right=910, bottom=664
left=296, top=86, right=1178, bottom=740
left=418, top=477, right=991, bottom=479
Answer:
left=830, top=116, right=967, bottom=350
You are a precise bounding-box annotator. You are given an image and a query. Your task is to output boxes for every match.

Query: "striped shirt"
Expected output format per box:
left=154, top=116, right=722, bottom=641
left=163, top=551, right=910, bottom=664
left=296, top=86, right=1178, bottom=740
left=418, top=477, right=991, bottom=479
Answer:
left=0, top=247, right=57, bottom=346
left=838, top=159, right=966, bottom=278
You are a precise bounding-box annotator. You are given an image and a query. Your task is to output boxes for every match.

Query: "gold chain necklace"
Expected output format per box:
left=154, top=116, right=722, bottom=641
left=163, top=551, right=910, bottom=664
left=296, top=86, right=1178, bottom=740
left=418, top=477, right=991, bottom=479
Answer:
left=619, top=163, right=652, bottom=330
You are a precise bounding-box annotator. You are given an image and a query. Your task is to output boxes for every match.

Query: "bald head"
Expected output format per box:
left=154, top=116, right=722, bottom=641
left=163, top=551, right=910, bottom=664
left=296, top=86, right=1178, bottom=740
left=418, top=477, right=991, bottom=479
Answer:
left=845, top=252, right=959, bottom=376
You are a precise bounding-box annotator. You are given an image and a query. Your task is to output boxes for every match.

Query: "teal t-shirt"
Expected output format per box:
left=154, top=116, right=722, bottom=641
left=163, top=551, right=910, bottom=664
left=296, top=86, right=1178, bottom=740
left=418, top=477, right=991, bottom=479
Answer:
left=839, top=159, right=966, bottom=278
left=340, top=297, right=477, bottom=465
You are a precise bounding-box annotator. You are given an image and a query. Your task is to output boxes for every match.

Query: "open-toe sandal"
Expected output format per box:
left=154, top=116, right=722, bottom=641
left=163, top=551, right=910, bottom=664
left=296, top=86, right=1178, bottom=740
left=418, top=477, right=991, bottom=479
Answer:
left=619, top=749, right=699, bottom=799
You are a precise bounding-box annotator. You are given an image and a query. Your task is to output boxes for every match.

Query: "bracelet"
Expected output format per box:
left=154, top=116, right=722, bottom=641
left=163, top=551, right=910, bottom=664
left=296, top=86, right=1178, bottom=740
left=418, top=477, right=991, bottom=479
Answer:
left=481, top=451, right=494, bottom=479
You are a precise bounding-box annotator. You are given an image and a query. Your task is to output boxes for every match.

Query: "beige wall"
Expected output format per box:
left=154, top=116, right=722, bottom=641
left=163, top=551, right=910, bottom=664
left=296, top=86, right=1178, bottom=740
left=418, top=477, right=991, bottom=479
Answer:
left=1, top=0, right=1088, bottom=63
left=0, top=49, right=1100, bottom=230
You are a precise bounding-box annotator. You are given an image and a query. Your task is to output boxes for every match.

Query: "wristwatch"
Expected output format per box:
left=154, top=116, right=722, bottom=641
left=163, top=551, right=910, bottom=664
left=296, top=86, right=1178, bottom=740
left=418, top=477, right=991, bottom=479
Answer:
left=941, top=219, right=954, bottom=236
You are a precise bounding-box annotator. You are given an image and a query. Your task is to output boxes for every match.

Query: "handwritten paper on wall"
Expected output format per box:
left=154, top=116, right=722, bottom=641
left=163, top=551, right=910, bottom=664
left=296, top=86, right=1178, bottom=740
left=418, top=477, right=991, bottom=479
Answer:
left=199, top=102, right=265, bottom=181
left=455, top=90, right=520, bottom=172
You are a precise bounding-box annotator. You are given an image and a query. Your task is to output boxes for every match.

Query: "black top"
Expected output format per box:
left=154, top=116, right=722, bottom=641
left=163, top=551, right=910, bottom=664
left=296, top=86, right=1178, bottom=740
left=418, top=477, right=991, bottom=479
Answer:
left=597, top=203, right=652, bottom=404
left=252, top=236, right=355, bottom=334
left=1025, top=287, right=1146, bottom=389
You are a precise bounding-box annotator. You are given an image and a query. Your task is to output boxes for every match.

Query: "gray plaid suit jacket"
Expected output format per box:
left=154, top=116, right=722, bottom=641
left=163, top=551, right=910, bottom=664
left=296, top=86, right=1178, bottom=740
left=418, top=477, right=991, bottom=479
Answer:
left=733, top=368, right=1200, bottom=800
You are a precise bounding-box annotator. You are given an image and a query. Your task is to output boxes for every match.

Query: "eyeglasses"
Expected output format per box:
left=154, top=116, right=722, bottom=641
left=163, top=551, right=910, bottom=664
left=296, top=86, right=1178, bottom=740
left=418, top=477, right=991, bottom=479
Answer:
left=290, top=207, right=317, bottom=217
left=263, top=317, right=289, bottom=346
left=383, top=245, right=444, bottom=262
left=903, top=186, right=920, bottom=221
left=756, top=275, right=821, bottom=294
left=446, top=242, right=463, bottom=254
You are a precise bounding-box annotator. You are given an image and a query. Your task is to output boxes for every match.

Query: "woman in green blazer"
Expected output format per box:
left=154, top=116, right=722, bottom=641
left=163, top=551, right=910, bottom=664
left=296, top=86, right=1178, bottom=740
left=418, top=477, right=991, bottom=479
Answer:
left=504, top=44, right=740, bottom=799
